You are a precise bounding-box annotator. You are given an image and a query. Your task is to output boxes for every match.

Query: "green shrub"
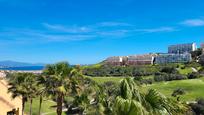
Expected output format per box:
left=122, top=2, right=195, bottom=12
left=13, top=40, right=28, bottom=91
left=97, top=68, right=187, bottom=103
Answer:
left=187, top=72, right=203, bottom=79
left=154, top=73, right=187, bottom=82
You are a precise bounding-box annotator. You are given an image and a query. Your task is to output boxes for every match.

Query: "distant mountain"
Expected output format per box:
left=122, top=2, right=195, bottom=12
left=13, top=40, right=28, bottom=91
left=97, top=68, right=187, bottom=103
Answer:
left=0, top=60, right=45, bottom=68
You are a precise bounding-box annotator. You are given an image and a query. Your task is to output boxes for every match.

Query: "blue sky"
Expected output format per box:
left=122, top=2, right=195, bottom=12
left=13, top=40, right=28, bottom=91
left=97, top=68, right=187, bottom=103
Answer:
left=0, top=0, right=204, bottom=64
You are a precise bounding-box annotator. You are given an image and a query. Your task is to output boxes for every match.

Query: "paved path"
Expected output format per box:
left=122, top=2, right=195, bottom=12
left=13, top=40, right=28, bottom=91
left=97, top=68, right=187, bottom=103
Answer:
left=192, top=67, right=198, bottom=72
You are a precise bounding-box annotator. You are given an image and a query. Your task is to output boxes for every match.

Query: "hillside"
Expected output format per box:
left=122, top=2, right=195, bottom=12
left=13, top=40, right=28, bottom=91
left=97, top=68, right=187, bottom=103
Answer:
left=0, top=60, right=45, bottom=67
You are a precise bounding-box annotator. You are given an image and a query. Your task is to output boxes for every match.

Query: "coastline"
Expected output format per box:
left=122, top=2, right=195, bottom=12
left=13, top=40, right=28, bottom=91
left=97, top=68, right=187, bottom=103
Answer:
left=0, top=66, right=44, bottom=74
left=0, top=70, right=43, bottom=78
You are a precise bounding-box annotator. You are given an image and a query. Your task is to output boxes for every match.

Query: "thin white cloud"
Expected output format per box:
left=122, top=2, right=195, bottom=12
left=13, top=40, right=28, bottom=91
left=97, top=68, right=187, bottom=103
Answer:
left=97, top=22, right=132, bottom=27
left=0, top=28, right=96, bottom=43
left=134, top=27, right=176, bottom=33
left=181, top=19, right=204, bottom=26
left=97, top=30, right=129, bottom=37
left=42, top=23, right=92, bottom=33
left=39, top=34, right=96, bottom=41
left=0, top=22, right=176, bottom=44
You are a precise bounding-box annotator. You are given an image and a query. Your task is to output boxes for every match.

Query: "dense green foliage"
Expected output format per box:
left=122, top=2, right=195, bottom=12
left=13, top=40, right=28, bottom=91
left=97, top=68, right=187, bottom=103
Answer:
left=189, top=98, right=204, bottom=115
left=114, top=78, right=188, bottom=115
left=83, top=65, right=159, bottom=77
left=7, top=73, right=38, bottom=115
left=199, top=54, right=204, bottom=66
left=190, top=48, right=203, bottom=60
left=6, top=61, right=204, bottom=115
left=83, top=62, right=204, bottom=85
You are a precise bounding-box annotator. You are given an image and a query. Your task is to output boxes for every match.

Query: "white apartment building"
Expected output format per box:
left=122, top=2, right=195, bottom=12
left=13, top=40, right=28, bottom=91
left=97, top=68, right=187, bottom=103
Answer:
left=155, top=53, right=192, bottom=64
left=168, top=43, right=197, bottom=54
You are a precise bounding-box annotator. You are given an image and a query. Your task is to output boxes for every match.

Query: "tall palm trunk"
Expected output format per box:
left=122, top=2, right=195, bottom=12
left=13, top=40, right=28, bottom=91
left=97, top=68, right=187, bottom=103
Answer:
left=38, top=96, right=43, bottom=115
left=57, top=93, right=63, bottom=115
left=29, top=98, right=33, bottom=115
left=22, top=98, right=25, bottom=115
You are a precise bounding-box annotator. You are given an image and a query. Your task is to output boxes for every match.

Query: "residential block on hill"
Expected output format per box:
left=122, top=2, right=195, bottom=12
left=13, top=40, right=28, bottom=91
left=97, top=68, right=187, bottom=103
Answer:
left=105, top=42, right=199, bottom=65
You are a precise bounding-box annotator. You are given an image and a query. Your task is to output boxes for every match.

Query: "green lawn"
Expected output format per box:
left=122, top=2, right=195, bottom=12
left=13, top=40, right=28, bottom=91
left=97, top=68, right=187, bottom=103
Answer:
left=82, top=63, right=102, bottom=69
left=177, top=67, right=193, bottom=75
left=143, top=77, right=204, bottom=101
left=90, top=76, right=124, bottom=84
left=90, top=76, right=204, bottom=101
left=25, top=97, right=66, bottom=115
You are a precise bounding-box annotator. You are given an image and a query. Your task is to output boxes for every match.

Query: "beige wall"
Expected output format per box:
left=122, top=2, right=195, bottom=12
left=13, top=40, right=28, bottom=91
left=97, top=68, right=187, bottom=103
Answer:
left=0, top=79, right=22, bottom=115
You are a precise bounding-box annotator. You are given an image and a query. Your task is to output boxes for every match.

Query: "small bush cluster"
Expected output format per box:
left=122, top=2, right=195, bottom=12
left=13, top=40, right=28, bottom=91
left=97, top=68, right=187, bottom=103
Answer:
left=187, top=72, right=203, bottom=79
left=154, top=73, right=187, bottom=82
left=189, top=98, right=204, bottom=115
left=83, top=65, right=159, bottom=77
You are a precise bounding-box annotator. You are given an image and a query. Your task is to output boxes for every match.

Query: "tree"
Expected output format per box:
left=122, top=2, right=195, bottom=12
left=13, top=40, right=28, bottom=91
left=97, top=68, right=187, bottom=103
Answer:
left=43, top=62, right=80, bottom=115
left=73, top=93, right=90, bottom=114
left=113, top=78, right=147, bottom=115
left=191, top=48, right=202, bottom=60
left=172, top=88, right=185, bottom=101
left=36, top=75, right=49, bottom=115
left=189, top=98, right=204, bottom=114
left=71, top=74, right=102, bottom=114
left=160, top=66, right=178, bottom=74
left=93, top=81, right=119, bottom=115
left=113, top=78, right=188, bottom=115
left=199, top=54, right=204, bottom=66
left=7, top=73, right=37, bottom=115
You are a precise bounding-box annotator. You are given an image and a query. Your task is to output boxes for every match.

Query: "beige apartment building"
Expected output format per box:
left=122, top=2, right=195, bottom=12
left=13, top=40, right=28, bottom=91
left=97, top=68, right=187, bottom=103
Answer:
left=126, top=54, right=154, bottom=65
left=105, top=56, right=125, bottom=66
left=0, top=71, right=22, bottom=115
left=105, top=54, right=154, bottom=66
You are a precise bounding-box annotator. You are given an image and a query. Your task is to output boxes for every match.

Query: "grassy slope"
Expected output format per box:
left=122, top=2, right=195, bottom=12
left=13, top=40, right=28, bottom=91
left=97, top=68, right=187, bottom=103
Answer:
left=82, top=63, right=102, bottom=69
left=25, top=97, right=66, bottom=115
left=177, top=67, right=193, bottom=75
left=143, top=77, right=204, bottom=101
left=90, top=76, right=204, bottom=101
left=91, top=76, right=124, bottom=84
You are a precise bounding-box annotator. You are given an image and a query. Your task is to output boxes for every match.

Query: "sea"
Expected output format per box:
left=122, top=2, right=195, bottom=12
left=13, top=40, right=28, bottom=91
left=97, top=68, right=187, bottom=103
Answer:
left=0, top=66, right=44, bottom=71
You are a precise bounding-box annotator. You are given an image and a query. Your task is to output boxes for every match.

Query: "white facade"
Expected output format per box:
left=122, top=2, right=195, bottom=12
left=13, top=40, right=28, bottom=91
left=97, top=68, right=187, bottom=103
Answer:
left=168, top=43, right=197, bottom=54
left=155, top=53, right=192, bottom=64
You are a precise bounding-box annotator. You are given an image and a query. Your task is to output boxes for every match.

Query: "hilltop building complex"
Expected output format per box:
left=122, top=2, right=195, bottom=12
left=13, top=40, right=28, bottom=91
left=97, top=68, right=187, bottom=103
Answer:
left=105, top=42, right=199, bottom=65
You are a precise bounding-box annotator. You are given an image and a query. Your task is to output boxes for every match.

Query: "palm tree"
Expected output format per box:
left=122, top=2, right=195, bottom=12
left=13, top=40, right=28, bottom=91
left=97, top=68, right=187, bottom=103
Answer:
left=43, top=62, right=81, bottom=115
left=114, top=77, right=147, bottom=115
left=7, top=73, right=37, bottom=115
left=95, top=81, right=119, bottom=115
left=25, top=73, right=38, bottom=115
left=7, top=73, right=27, bottom=115
left=113, top=77, right=187, bottom=115
left=36, top=75, right=48, bottom=115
